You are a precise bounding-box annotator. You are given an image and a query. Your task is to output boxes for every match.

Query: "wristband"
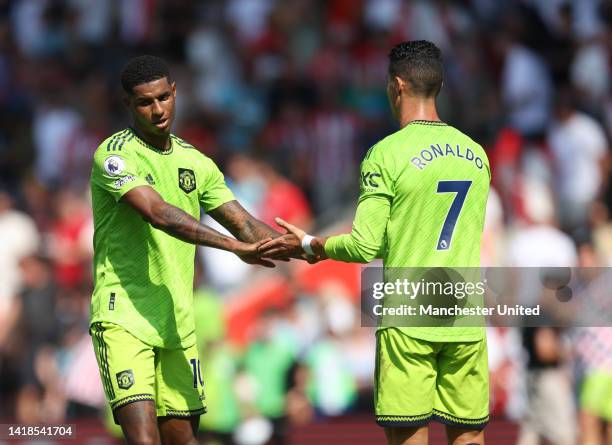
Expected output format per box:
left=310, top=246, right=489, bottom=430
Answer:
left=301, top=235, right=315, bottom=255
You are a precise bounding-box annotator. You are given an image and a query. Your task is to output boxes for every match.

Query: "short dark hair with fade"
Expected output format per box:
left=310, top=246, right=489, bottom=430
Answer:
left=120, top=55, right=171, bottom=93
left=388, top=40, right=443, bottom=98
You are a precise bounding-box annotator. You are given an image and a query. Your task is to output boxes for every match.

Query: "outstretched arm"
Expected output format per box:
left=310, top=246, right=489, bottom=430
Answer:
left=259, top=194, right=390, bottom=263
left=121, top=186, right=274, bottom=267
left=208, top=200, right=281, bottom=242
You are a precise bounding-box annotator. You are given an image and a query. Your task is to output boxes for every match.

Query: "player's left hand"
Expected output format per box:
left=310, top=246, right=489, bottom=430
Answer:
left=258, top=218, right=320, bottom=263
left=259, top=233, right=301, bottom=258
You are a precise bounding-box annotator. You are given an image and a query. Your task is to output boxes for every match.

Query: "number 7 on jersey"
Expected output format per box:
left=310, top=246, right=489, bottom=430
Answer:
left=436, top=180, right=472, bottom=251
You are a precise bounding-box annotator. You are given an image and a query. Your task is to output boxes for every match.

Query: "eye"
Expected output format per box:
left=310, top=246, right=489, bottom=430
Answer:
left=160, top=93, right=170, bottom=101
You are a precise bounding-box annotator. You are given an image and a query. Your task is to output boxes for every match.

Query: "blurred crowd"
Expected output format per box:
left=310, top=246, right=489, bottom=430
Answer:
left=0, top=0, right=612, bottom=443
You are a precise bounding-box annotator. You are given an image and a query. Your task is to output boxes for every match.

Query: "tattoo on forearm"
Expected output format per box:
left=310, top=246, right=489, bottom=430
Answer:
left=158, top=205, right=235, bottom=250
left=210, top=201, right=280, bottom=242
left=242, top=218, right=279, bottom=243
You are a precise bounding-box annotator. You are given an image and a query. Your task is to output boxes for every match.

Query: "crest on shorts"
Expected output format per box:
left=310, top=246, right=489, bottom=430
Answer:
left=116, top=369, right=134, bottom=389
left=178, top=168, right=196, bottom=194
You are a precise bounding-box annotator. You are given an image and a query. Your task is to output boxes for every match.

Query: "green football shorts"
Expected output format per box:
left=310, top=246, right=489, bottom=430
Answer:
left=375, top=328, right=489, bottom=429
left=580, top=370, right=612, bottom=421
left=90, top=322, right=206, bottom=423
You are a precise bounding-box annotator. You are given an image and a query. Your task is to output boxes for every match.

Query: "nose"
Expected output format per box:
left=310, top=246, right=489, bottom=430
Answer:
left=151, top=100, right=163, bottom=116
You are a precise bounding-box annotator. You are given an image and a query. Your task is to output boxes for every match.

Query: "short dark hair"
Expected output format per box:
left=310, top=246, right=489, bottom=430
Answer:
left=388, top=40, right=443, bottom=97
left=120, top=55, right=171, bottom=93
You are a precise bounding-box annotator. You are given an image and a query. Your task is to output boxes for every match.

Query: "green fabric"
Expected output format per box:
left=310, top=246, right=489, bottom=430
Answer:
left=244, top=340, right=295, bottom=418
left=325, top=121, right=490, bottom=342
left=306, top=341, right=357, bottom=414
left=580, top=370, right=612, bottom=421
left=90, top=128, right=234, bottom=348
left=193, top=289, right=226, bottom=348
left=193, top=290, right=240, bottom=432
left=90, top=321, right=206, bottom=419
left=198, top=344, right=241, bottom=432
left=375, top=328, right=489, bottom=426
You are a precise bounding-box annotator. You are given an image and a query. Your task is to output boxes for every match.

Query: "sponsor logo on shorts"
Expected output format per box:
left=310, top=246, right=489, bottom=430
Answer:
left=116, top=369, right=135, bottom=389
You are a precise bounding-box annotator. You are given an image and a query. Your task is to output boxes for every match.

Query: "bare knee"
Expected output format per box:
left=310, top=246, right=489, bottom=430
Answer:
left=115, top=401, right=161, bottom=445
left=385, top=426, right=428, bottom=445
left=445, top=426, right=484, bottom=445
left=158, top=416, right=199, bottom=445
left=125, top=433, right=160, bottom=445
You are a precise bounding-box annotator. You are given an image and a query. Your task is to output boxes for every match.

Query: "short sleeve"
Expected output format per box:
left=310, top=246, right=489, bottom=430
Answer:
left=91, top=148, right=149, bottom=202
left=199, top=157, right=235, bottom=212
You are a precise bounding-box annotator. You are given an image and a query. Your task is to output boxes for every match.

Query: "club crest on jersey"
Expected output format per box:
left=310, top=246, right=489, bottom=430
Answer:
left=178, top=168, right=196, bottom=193
left=116, top=369, right=134, bottom=389
left=104, top=155, right=125, bottom=176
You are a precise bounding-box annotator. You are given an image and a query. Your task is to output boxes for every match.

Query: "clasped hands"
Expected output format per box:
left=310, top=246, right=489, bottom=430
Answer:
left=234, top=218, right=321, bottom=268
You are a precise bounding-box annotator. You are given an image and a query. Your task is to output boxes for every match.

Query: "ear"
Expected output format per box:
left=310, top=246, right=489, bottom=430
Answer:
left=394, top=76, right=406, bottom=94
left=171, top=81, right=176, bottom=98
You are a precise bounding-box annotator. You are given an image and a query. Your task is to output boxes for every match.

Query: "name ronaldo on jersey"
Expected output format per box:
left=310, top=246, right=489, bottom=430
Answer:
left=411, top=143, right=485, bottom=171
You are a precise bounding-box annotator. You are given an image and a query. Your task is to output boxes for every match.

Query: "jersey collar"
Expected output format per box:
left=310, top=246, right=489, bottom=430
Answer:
left=406, top=120, right=448, bottom=126
left=129, top=127, right=174, bottom=155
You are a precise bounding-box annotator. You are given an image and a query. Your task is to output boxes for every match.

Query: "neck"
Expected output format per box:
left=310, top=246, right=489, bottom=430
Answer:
left=132, top=125, right=171, bottom=151
left=398, top=96, right=440, bottom=129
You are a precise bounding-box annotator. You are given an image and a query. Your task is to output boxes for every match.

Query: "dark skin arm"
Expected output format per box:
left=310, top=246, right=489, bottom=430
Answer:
left=121, top=186, right=275, bottom=267
left=209, top=201, right=305, bottom=261
left=208, top=200, right=280, bottom=243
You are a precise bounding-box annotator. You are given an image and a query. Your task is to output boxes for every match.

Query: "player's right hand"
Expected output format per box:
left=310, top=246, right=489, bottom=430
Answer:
left=234, top=238, right=276, bottom=268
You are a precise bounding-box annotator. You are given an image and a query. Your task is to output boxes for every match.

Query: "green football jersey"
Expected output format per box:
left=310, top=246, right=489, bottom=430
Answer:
left=325, top=120, right=490, bottom=342
left=90, top=128, right=234, bottom=348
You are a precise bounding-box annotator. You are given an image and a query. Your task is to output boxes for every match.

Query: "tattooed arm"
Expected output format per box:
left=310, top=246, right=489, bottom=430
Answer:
left=208, top=200, right=281, bottom=242
left=121, top=186, right=274, bottom=266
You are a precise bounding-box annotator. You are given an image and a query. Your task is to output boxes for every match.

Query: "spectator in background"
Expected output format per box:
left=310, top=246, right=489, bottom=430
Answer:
left=199, top=154, right=265, bottom=293
left=506, top=177, right=578, bottom=319
left=548, top=87, right=609, bottom=234
left=505, top=177, right=578, bottom=444
left=285, top=363, right=314, bottom=427
left=47, top=188, right=92, bottom=291
left=13, top=254, right=65, bottom=424
left=255, top=154, right=312, bottom=231
left=305, top=283, right=358, bottom=417
left=497, top=23, right=553, bottom=139
left=0, top=0, right=611, bottom=439
left=486, top=326, right=525, bottom=421
left=32, top=88, right=83, bottom=187
left=242, top=309, right=297, bottom=445
left=589, top=201, right=612, bottom=265
left=571, top=241, right=612, bottom=445
left=575, top=326, right=612, bottom=445
left=0, top=187, right=40, bottom=341
left=507, top=179, right=577, bottom=271
left=307, top=89, right=361, bottom=215
left=193, top=288, right=242, bottom=444
left=518, top=322, right=576, bottom=445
